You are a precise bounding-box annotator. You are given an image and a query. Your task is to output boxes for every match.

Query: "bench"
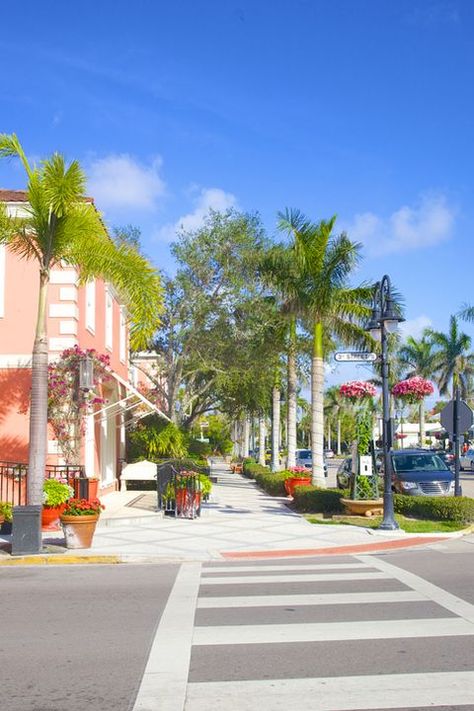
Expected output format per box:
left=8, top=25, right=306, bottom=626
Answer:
left=120, top=460, right=157, bottom=491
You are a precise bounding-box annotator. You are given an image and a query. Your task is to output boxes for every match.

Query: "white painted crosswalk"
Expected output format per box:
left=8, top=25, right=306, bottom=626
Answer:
left=132, top=556, right=474, bottom=711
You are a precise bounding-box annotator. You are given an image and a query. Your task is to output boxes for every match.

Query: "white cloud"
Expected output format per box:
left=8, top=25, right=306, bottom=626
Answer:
left=156, top=187, right=238, bottom=242
left=346, top=194, right=456, bottom=256
left=87, top=154, right=166, bottom=210
left=399, top=315, right=433, bottom=341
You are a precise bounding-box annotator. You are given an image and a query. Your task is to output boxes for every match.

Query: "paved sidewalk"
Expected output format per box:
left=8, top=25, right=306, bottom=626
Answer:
left=0, top=459, right=450, bottom=563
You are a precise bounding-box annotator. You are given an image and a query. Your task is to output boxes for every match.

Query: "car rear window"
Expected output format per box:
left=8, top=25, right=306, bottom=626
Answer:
left=298, top=451, right=311, bottom=459
left=392, top=453, right=449, bottom=472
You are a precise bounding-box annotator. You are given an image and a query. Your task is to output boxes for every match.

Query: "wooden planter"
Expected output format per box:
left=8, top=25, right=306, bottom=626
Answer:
left=341, top=497, right=384, bottom=517
left=60, top=514, right=99, bottom=549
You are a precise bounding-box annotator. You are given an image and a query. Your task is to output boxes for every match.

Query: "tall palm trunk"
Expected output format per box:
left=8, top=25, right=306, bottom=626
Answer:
left=327, top=422, right=332, bottom=451
left=286, top=319, right=297, bottom=469
left=418, top=401, right=425, bottom=447
left=258, top=414, right=266, bottom=466
left=28, top=270, right=49, bottom=505
left=337, top=418, right=341, bottom=455
left=271, top=384, right=281, bottom=472
left=242, top=417, right=250, bottom=458
left=311, top=322, right=326, bottom=487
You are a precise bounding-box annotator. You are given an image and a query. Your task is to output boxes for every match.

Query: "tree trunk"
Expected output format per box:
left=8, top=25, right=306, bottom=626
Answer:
left=419, top=401, right=425, bottom=447
left=242, top=417, right=250, bottom=458
left=271, top=385, right=281, bottom=472
left=28, top=270, right=50, bottom=506
left=286, top=320, right=297, bottom=469
left=258, top=414, right=266, bottom=466
left=311, top=322, right=326, bottom=487
left=337, top=418, right=341, bottom=455
left=327, top=422, right=332, bottom=451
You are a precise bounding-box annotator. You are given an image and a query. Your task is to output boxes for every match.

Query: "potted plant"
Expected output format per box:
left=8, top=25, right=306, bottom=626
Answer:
left=60, top=498, right=104, bottom=548
left=284, top=466, right=312, bottom=497
left=42, top=479, right=74, bottom=531
left=164, top=470, right=204, bottom=515
left=0, top=502, right=13, bottom=534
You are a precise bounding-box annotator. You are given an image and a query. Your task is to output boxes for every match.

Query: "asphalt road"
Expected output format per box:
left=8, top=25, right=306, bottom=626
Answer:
left=1, top=538, right=474, bottom=711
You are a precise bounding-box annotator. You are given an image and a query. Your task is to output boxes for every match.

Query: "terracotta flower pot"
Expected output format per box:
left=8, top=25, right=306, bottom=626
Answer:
left=60, top=514, right=99, bottom=549
left=285, top=476, right=312, bottom=497
left=41, top=504, right=66, bottom=531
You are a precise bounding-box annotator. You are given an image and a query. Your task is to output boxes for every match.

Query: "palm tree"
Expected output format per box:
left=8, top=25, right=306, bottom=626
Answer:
left=278, top=209, right=372, bottom=486
left=397, top=335, right=437, bottom=446
left=324, top=386, right=344, bottom=455
left=0, top=134, right=162, bottom=512
left=425, top=316, right=474, bottom=398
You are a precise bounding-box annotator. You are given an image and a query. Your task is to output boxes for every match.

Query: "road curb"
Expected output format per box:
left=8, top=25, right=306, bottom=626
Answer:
left=221, top=536, right=447, bottom=560
left=0, top=554, right=122, bottom=566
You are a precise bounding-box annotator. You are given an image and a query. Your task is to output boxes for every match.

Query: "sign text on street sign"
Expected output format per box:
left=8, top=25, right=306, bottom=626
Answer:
left=334, top=352, right=377, bottom=363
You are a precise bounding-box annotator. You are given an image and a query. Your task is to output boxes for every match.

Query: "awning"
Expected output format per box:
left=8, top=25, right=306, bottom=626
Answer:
left=93, top=369, right=170, bottom=425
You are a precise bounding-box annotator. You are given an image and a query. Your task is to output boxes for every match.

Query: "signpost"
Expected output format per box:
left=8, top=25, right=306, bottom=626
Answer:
left=440, top=393, right=474, bottom=496
left=334, top=352, right=377, bottom=363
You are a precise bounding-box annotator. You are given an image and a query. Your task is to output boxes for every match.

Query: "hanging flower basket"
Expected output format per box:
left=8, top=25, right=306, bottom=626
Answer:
left=339, top=381, right=377, bottom=403
left=392, top=377, right=434, bottom=404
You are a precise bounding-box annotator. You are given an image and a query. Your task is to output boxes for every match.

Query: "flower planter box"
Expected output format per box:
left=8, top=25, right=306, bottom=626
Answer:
left=285, top=476, right=312, bottom=497
left=41, top=504, right=66, bottom=531
left=341, top=497, right=384, bottom=517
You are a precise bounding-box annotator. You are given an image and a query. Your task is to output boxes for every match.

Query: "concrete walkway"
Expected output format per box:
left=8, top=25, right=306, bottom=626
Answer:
left=21, top=459, right=451, bottom=562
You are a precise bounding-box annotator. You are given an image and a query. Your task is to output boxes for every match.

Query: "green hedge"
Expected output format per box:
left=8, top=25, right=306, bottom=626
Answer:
left=242, top=461, right=288, bottom=496
left=292, top=486, right=345, bottom=514
left=393, top=494, right=474, bottom=523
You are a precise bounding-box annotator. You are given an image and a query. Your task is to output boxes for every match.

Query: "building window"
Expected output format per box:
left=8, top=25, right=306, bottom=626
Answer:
left=86, top=279, right=95, bottom=332
left=0, top=245, right=5, bottom=317
left=119, top=306, right=127, bottom=363
left=105, top=286, right=113, bottom=351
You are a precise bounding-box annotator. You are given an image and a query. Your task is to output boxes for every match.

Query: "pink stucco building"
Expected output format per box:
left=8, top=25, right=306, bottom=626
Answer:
left=0, top=190, right=162, bottom=495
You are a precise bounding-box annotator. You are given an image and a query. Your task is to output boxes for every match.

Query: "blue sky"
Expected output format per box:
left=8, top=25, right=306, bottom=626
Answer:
left=1, top=0, right=473, bottom=390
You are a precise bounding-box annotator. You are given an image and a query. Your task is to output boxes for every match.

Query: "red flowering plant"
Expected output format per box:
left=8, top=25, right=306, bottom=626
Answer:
left=391, top=377, right=434, bottom=405
left=339, top=381, right=377, bottom=403
left=61, top=498, right=105, bottom=517
left=48, top=346, right=111, bottom=464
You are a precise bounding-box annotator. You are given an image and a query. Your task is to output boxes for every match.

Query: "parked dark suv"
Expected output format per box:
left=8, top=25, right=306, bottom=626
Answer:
left=389, top=449, right=456, bottom=496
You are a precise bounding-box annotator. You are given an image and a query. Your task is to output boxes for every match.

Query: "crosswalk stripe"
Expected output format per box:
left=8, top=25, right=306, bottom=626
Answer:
left=199, top=571, right=390, bottom=585
left=185, top=671, right=474, bottom=710
left=202, top=563, right=370, bottom=573
left=192, top=616, right=474, bottom=645
left=196, top=590, right=426, bottom=608
left=357, top=554, right=474, bottom=623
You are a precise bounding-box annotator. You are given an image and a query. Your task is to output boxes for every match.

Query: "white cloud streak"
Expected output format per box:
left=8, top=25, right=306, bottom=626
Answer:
left=399, top=315, right=433, bottom=341
left=156, top=187, right=238, bottom=242
left=87, top=154, right=166, bottom=210
left=345, top=194, right=456, bottom=256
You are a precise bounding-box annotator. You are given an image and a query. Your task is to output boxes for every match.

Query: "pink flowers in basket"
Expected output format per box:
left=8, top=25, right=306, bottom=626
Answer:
left=339, top=381, right=377, bottom=402
left=391, top=376, right=434, bottom=403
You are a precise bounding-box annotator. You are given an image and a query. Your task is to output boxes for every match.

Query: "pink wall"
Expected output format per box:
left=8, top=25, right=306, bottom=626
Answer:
left=0, top=249, right=39, bottom=353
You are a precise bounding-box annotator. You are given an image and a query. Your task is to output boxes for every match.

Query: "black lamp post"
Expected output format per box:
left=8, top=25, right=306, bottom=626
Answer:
left=366, top=275, right=404, bottom=531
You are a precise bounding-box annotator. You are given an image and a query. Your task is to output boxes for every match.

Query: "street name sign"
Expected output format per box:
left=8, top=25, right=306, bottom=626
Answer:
left=334, top=352, right=377, bottom=363
left=440, top=400, right=473, bottom=437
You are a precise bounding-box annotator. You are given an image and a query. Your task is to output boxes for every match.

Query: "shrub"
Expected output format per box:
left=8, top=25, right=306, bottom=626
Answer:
left=188, top=439, right=213, bottom=457
left=292, top=486, right=345, bottom=514
left=43, top=479, right=74, bottom=507
left=254, top=471, right=288, bottom=496
left=0, top=502, right=13, bottom=522
left=393, top=494, right=474, bottom=523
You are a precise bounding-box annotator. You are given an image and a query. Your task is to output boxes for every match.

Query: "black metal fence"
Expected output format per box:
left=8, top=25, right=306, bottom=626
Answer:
left=0, top=461, right=86, bottom=506
left=156, top=458, right=210, bottom=519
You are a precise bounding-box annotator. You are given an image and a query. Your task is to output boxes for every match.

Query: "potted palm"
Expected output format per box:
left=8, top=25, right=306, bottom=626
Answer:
left=60, top=498, right=104, bottom=549
left=42, top=479, right=74, bottom=531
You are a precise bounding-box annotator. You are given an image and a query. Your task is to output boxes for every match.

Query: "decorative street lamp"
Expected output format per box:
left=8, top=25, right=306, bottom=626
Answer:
left=366, top=275, right=404, bottom=530
left=395, top=408, right=405, bottom=450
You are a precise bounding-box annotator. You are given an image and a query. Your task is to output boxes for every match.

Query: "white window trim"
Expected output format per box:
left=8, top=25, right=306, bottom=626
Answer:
left=119, top=306, right=127, bottom=364
left=86, top=279, right=96, bottom=334
left=105, top=285, right=113, bottom=351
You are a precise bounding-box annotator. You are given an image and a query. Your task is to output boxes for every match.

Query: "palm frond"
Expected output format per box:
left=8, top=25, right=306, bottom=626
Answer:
left=0, top=133, right=33, bottom=176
